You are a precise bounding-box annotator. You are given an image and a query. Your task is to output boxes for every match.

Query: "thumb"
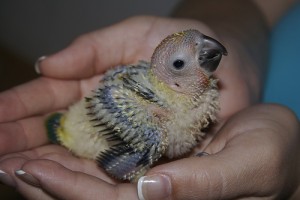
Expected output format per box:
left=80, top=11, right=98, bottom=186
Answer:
left=137, top=104, right=298, bottom=200
left=138, top=156, right=236, bottom=200
left=138, top=136, right=278, bottom=200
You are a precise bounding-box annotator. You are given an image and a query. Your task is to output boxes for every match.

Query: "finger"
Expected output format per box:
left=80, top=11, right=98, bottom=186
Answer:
left=17, top=160, right=139, bottom=200
left=0, top=116, right=49, bottom=155
left=0, top=156, right=56, bottom=200
left=38, top=16, right=159, bottom=79
left=0, top=145, right=71, bottom=163
left=0, top=77, right=79, bottom=122
left=0, top=144, right=114, bottom=183
left=0, top=74, right=101, bottom=123
left=35, top=148, right=115, bottom=184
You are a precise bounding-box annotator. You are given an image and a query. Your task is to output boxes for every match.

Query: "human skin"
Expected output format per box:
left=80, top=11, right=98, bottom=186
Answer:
left=0, top=0, right=299, bottom=199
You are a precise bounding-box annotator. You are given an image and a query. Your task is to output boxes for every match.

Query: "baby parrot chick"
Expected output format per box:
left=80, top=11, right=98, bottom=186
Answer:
left=46, top=29, right=227, bottom=182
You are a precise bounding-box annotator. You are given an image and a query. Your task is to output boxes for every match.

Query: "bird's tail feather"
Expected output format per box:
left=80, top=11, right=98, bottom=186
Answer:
left=45, top=113, right=63, bottom=144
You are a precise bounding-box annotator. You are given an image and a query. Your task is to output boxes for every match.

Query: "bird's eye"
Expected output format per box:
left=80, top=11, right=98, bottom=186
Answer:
left=173, top=59, right=185, bottom=70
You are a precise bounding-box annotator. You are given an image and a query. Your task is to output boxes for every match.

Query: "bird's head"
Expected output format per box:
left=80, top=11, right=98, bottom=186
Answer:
left=150, top=29, right=227, bottom=95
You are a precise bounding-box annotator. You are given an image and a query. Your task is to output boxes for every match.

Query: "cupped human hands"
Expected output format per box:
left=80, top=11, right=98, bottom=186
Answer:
left=0, top=104, right=299, bottom=200
left=1, top=16, right=297, bottom=200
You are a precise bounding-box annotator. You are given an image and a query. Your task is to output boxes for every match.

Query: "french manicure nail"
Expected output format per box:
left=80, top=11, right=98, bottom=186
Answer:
left=137, top=174, right=171, bottom=200
left=0, top=169, right=16, bottom=187
left=34, top=55, right=47, bottom=74
left=15, top=170, right=41, bottom=187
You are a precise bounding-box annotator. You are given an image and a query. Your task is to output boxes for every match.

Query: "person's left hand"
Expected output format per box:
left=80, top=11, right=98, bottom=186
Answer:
left=0, top=104, right=299, bottom=200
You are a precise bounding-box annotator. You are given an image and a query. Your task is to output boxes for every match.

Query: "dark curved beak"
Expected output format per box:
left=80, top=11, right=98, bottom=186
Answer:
left=199, top=35, right=228, bottom=72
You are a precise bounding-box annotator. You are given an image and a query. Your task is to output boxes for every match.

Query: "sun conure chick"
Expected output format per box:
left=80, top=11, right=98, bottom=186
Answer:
left=46, top=29, right=227, bottom=182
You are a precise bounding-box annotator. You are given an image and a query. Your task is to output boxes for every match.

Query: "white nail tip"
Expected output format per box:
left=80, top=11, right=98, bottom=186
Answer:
left=15, top=170, right=26, bottom=175
left=0, top=169, right=6, bottom=174
left=34, top=55, right=47, bottom=74
left=137, top=176, right=146, bottom=200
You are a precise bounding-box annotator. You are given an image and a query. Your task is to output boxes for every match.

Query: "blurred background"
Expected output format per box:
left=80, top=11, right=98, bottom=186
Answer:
left=0, top=0, right=180, bottom=198
left=0, top=0, right=181, bottom=91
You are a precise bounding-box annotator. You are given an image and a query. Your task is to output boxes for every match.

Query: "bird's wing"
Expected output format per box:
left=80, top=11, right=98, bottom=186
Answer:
left=86, top=64, right=168, bottom=181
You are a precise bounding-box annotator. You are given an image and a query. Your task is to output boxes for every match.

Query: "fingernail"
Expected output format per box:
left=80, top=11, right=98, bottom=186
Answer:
left=0, top=169, right=16, bottom=187
left=137, top=174, right=172, bottom=200
left=195, top=151, right=210, bottom=157
left=15, top=170, right=41, bottom=187
left=34, top=55, right=47, bottom=74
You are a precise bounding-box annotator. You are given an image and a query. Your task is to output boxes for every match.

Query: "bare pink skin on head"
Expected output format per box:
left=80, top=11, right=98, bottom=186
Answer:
left=150, top=30, right=227, bottom=96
